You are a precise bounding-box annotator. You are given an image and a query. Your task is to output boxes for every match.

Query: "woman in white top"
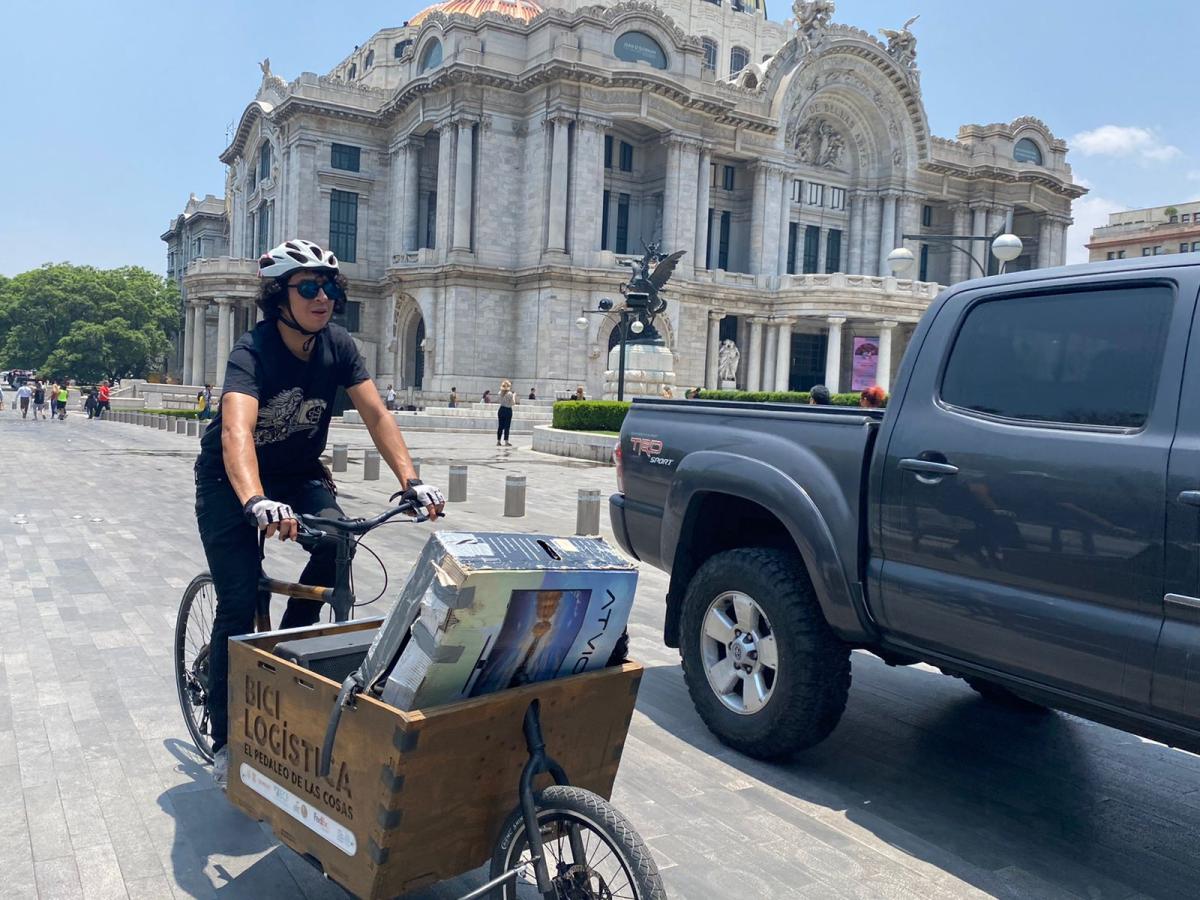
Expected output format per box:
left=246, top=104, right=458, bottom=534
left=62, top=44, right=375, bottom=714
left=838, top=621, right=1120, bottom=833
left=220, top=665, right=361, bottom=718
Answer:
left=497, top=379, right=515, bottom=446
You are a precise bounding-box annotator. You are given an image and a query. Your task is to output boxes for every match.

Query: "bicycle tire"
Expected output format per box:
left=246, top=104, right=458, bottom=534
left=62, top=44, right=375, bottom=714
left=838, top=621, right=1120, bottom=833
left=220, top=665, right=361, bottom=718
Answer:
left=175, top=572, right=218, bottom=763
left=489, top=785, right=666, bottom=900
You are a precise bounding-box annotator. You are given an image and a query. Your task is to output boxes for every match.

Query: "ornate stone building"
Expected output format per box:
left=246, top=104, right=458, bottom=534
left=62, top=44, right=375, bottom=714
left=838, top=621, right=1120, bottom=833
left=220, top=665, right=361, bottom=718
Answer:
left=168, top=0, right=1083, bottom=396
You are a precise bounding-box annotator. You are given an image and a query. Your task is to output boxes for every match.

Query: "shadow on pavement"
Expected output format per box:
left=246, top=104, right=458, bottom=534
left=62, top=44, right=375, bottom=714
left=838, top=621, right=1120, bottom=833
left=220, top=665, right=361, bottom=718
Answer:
left=636, top=652, right=1200, bottom=900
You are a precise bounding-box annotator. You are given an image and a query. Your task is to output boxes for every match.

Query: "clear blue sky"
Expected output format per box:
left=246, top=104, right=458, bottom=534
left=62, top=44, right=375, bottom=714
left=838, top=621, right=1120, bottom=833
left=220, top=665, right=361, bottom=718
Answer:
left=3, top=0, right=1195, bottom=276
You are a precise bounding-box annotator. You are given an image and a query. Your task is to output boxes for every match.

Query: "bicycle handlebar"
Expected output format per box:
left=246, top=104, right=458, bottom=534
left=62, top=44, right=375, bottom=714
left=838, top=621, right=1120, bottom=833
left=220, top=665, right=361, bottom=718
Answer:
left=298, top=498, right=438, bottom=537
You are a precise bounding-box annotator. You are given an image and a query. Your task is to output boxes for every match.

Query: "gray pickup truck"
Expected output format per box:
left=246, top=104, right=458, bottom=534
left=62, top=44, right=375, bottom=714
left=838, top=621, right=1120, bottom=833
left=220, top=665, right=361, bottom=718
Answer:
left=610, top=255, right=1200, bottom=760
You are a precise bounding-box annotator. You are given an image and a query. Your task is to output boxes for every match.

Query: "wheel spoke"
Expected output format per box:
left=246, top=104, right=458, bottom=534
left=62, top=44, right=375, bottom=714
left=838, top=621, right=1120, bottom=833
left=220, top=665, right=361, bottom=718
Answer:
left=743, top=673, right=768, bottom=713
left=731, top=594, right=760, bottom=633
left=704, top=606, right=736, bottom=644
left=756, top=634, right=778, bottom=670
left=708, top=657, right=740, bottom=695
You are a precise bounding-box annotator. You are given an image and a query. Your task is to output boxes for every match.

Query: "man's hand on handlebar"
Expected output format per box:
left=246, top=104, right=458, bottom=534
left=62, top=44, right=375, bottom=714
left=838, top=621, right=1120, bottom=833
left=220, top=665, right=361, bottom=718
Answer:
left=244, top=495, right=300, bottom=541
left=398, top=479, right=445, bottom=521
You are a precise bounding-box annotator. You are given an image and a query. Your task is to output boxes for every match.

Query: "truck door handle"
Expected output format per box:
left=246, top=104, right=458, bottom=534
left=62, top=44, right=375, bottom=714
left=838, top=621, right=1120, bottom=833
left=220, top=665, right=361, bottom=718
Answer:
left=899, top=458, right=959, bottom=483
left=1178, top=491, right=1200, bottom=507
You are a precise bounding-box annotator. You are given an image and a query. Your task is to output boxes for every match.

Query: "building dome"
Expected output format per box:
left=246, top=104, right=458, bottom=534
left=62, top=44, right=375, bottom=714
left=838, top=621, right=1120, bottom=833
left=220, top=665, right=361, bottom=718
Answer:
left=408, top=0, right=543, bottom=27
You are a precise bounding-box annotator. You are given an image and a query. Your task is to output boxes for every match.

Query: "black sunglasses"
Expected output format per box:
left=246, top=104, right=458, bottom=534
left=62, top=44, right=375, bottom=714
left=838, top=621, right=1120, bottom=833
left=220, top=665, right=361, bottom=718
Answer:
left=291, top=278, right=345, bottom=302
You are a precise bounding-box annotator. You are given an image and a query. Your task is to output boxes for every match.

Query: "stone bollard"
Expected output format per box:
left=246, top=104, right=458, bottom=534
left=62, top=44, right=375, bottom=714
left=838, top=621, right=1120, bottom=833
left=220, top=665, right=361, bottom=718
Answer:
left=448, top=464, right=468, bottom=502
left=158, top=416, right=169, bottom=430
left=176, top=418, right=187, bottom=434
left=575, top=489, right=601, bottom=536
left=332, top=444, right=348, bottom=473
left=504, top=474, right=526, bottom=518
left=363, top=449, right=380, bottom=481
left=187, top=419, right=198, bottom=437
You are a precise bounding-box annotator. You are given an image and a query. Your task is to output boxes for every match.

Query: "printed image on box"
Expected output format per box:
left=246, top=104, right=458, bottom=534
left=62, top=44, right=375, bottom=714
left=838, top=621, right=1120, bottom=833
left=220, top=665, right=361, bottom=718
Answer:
left=356, top=532, right=637, bottom=711
left=467, top=589, right=592, bottom=696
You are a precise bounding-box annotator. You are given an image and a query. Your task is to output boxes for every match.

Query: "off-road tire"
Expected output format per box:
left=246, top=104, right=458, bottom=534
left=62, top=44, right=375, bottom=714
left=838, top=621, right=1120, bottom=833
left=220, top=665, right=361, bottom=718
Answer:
left=680, top=547, right=851, bottom=759
left=489, top=785, right=666, bottom=899
left=963, top=676, right=1049, bottom=712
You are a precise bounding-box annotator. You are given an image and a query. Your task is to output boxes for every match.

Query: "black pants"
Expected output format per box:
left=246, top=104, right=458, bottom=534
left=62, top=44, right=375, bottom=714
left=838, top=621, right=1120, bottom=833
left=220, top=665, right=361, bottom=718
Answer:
left=497, top=405, right=513, bottom=442
left=195, top=468, right=344, bottom=751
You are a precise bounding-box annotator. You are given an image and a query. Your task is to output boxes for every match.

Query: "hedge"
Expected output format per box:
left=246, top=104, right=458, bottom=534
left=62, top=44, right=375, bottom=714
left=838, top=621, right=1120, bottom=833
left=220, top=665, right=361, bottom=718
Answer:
left=552, top=400, right=631, bottom=432
left=144, top=408, right=203, bottom=418
left=695, top=390, right=882, bottom=407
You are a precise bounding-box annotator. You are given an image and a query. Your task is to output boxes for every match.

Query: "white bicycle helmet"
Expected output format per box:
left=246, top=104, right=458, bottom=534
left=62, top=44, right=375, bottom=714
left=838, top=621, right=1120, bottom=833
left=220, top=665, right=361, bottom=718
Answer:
left=258, top=239, right=339, bottom=278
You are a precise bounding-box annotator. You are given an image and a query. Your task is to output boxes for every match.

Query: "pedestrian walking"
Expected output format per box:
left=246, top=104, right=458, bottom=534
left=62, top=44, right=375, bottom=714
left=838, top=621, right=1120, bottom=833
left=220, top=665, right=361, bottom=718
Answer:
left=32, top=381, right=46, bottom=419
left=16, top=382, right=32, bottom=418
left=97, top=380, right=111, bottom=418
left=497, top=379, right=515, bottom=447
left=449, top=386, right=458, bottom=409
left=528, top=387, right=537, bottom=400
left=202, top=384, right=215, bottom=420
left=385, top=384, right=397, bottom=411
left=57, top=383, right=68, bottom=419
left=85, top=390, right=98, bottom=419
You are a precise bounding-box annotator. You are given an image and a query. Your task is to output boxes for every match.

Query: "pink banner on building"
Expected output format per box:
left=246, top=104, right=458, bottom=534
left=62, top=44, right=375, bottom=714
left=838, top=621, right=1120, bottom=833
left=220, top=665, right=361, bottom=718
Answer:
left=851, top=336, right=880, bottom=391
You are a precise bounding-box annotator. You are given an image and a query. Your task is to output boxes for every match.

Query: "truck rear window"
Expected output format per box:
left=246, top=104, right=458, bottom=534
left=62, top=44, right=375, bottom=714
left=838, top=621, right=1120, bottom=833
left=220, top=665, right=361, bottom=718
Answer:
left=940, top=284, right=1173, bottom=429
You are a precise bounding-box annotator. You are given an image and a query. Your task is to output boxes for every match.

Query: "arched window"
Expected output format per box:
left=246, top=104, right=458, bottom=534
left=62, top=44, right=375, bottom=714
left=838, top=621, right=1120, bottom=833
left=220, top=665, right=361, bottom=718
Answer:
left=701, top=38, right=717, bottom=73
left=394, top=39, right=413, bottom=58
left=730, top=46, right=749, bottom=75
left=258, top=142, right=271, bottom=184
left=418, top=39, right=443, bottom=73
left=365, top=49, right=375, bottom=69
left=614, top=31, right=668, bottom=70
left=1014, top=137, right=1043, bottom=165
left=348, top=63, right=357, bottom=80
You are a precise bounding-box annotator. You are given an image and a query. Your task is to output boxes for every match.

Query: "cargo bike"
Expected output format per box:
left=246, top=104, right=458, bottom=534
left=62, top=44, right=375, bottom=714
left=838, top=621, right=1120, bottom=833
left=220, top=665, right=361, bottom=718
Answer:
left=175, top=497, right=666, bottom=899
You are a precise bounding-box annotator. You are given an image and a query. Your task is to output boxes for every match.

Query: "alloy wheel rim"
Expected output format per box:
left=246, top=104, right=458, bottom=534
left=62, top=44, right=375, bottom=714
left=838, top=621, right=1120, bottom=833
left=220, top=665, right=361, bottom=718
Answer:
left=700, top=591, right=778, bottom=716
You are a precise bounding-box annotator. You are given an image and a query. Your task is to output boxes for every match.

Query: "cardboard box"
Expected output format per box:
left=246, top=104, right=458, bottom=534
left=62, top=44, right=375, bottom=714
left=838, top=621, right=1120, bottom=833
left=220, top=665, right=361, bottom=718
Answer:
left=352, top=532, right=637, bottom=711
left=227, top=621, right=642, bottom=899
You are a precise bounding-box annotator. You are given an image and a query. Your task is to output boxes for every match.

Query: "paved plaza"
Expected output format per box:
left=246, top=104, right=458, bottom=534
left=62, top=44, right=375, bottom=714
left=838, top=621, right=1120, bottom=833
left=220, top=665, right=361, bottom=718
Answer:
left=2, top=413, right=1200, bottom=899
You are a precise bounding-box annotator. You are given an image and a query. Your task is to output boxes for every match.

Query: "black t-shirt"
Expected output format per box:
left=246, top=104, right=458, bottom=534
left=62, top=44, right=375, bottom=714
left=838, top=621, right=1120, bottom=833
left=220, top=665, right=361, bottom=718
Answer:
left=196, top=321, right=370, bottom=477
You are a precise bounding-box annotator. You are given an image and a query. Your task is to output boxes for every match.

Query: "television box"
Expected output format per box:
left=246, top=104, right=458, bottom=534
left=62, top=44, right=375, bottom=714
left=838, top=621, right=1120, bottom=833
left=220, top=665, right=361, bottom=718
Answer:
left=352, top=532, right=637, bottom=711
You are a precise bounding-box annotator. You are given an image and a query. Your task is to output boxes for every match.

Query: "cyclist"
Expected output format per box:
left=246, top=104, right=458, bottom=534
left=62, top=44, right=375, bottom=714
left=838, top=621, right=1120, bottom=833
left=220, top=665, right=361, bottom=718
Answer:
left=194, top=238, right=445, bottom=787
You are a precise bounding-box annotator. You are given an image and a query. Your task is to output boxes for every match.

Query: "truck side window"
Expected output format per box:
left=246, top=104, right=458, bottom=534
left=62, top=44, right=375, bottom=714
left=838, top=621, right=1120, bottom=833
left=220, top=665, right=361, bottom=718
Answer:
left=940, top=285, right=1173, bottom=429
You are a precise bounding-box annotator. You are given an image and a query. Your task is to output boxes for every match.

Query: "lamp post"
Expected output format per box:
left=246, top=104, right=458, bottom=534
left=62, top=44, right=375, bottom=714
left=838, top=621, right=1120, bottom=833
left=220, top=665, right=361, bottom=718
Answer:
left=887, top=226, right=1025, bottom=279
left=576, top=299, right=645, bottom=402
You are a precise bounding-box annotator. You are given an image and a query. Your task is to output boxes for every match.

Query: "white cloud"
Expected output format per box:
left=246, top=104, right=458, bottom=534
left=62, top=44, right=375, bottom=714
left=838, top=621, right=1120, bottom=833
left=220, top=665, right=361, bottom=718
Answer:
left=1065, top=192, right=1127, bottom=266
left=1071, top=125, right=1181, bottom=163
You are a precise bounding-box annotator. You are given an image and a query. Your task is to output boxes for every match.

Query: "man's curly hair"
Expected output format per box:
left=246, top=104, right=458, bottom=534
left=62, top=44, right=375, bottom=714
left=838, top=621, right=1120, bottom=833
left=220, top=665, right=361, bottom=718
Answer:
left=256, top=271, right=349, bottom=318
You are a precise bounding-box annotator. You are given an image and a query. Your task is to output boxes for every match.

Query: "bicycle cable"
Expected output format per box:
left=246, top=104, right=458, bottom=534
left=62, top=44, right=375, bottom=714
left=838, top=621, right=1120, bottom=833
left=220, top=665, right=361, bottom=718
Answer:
left=351, top=535, right=389, bottom=608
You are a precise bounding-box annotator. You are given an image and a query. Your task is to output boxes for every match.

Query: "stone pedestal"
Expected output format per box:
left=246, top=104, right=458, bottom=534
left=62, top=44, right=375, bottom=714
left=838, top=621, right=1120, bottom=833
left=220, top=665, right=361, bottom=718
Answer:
left=720, top=380, right=737, bottom=390
left=604, top=342, right=676, bottom=400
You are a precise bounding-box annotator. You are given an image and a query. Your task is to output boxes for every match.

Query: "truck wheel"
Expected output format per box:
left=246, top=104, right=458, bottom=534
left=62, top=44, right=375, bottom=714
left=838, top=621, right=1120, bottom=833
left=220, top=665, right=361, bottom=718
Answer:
left=679, top=548, right=851, bottom=760
left=963, top=677, right=1049, bottom=712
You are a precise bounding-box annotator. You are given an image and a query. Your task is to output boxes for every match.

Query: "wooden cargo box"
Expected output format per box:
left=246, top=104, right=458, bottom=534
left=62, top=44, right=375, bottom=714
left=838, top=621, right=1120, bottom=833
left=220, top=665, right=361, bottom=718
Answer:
left=227, top=620, right=643, bottom=899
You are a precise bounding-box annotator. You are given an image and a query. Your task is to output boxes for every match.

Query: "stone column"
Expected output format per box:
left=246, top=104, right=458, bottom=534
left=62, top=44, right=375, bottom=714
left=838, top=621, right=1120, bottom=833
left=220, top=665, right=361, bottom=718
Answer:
left=777, top=170, right=792, bottom=276
left=950, top=204, right=971, bottom=283
left=877, top=320, right=897, bottom=392
left=1037, top=217, right=1052, bottom=269
left=662, top=139, right=681, bottom=257
left=705, top=309, right=724, bottom=389
left=746, top=317, right=766, bottom=392
left=774, top=318, right=793, bottom=391
left=571, top=117, right=608, bottom=262
left=762, top=323, right=778, bottom=392
left=404, top=140, right=421, bottom=252
left=695, top=147, right=711, bottom=269
left=824, top=316, right=845, bottom=393
left=435, top=126, right=453, bottom=251
left=215, top=299, right=233, bottom=387
left=452, top=121, right=474, bottom=251
left=972, top=205, right=990, bottom=277
left=878, top=193, right=898, bottom=276
left=899, top=195, right=921, bottom=245
left=862, top=195, right=882, bottom=276
left=182, top=302, right=195, bottom=385
left=1053, top=218, right=1070, bottom=266
left=708, top=206, right=722, bottom=269
left=816, top=224, right=828, bottom=274
left=749, top=165, right=767, bottom=274
left=191, top=300, right=208, bottom=386
left=547, top=117, right=571, bottom=253
left=848, top=192, right=865, bottom=275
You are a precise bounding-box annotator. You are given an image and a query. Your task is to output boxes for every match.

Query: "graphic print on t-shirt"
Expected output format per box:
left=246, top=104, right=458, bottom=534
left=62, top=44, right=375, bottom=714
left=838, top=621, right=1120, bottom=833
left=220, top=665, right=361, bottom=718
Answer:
left=255, top=387, right=328, bottom=445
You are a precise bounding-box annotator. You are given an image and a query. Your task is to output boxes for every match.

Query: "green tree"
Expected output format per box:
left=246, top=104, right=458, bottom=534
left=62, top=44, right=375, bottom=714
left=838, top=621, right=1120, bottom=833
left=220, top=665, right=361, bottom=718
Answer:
left=0, top=263, right=179, bottom=381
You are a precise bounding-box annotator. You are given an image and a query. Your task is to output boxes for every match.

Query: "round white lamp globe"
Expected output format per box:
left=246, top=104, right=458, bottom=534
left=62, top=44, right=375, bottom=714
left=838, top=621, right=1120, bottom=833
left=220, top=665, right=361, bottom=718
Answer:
left=575, top=316, right=588, bottom=330
left=991, top=233, right=1024, bottom=263
left=630, top=319, right=645, bottom=335
left=886, top=247, right=916, bottom=277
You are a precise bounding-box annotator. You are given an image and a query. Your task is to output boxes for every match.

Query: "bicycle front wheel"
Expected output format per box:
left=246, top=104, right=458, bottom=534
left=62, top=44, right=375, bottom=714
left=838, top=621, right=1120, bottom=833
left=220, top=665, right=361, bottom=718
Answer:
left=489, top=785, right=666, bottom=900
left=175, top=572, right=218, bottom=762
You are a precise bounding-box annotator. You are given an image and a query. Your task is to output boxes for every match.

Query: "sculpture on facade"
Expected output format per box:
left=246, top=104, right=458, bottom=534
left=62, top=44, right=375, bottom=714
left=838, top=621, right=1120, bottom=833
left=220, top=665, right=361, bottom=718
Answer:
left=621, top=242, right=686, bottom=319
left=879, top=16, right=920, bottom=71
left=258, top=57, right=289, bottom=94
left=795, top=119, right=847, bottom=170
left=793, top=0, right=835, bottom=54
left=818, top=122, right=846, bottom=168
left=718, top=340, right=741, bottom=383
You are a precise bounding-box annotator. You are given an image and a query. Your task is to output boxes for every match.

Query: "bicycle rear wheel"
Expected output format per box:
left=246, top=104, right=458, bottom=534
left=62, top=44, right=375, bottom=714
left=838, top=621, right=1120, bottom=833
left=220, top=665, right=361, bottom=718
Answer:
left=175, top=573, right=218, bottom=762
left=489, top=785, right=666, bottom=900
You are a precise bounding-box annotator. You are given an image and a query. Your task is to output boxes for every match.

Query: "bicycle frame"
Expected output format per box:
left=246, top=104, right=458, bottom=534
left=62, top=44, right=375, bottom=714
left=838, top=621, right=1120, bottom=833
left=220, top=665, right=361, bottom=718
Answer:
left=254, top=523, right=361, bottom=628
